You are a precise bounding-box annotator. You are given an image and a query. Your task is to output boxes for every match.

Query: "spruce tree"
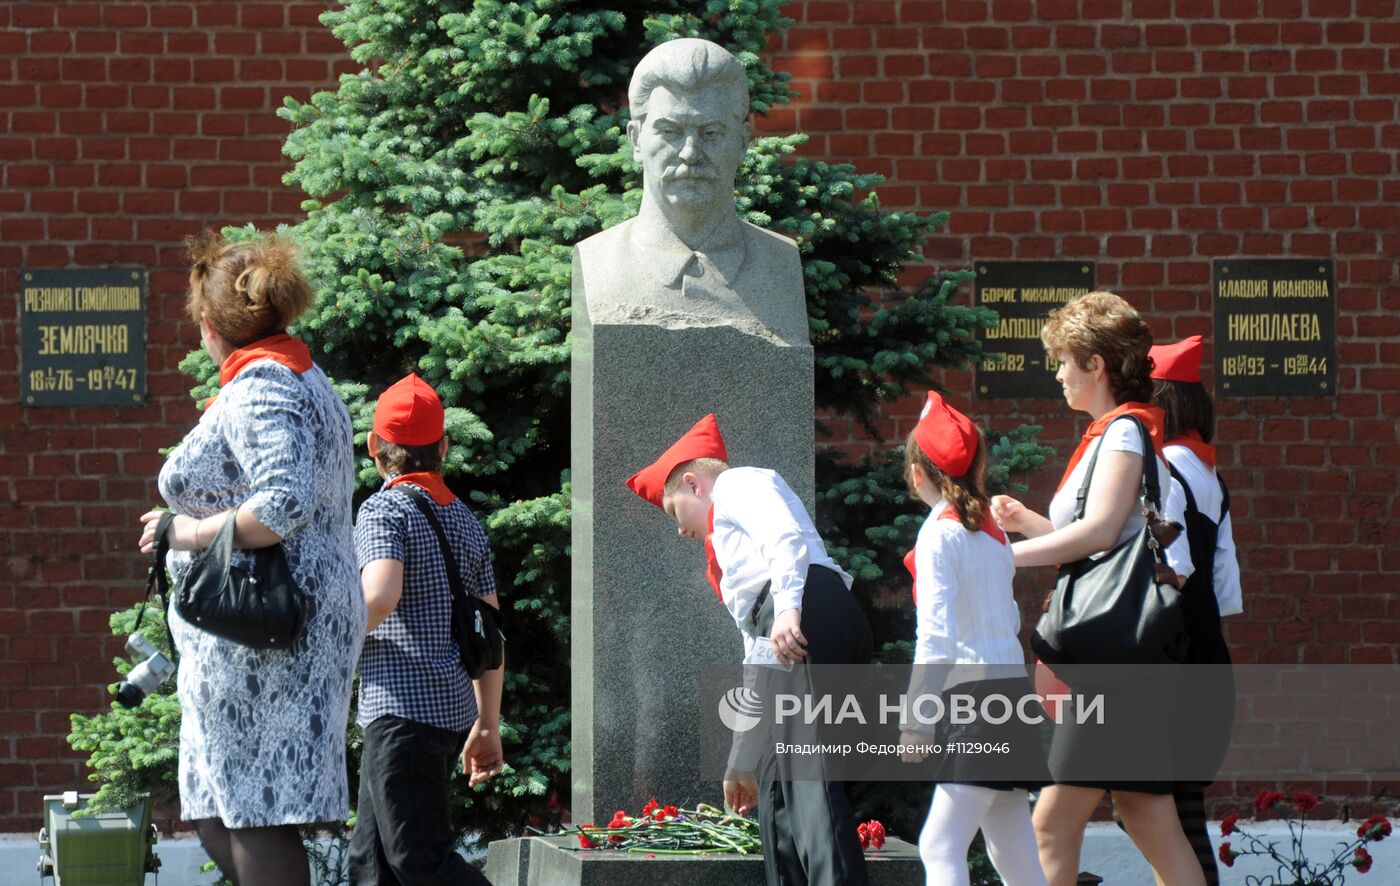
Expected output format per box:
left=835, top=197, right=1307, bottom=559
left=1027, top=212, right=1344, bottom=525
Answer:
left=72, top=0, right=1050, bottom=853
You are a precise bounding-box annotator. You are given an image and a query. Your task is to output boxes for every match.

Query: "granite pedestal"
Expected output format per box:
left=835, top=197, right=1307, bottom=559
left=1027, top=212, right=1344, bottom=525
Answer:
left=571, top=309, right=814, bottom=825
left=484, top=834, right=925, bottom=886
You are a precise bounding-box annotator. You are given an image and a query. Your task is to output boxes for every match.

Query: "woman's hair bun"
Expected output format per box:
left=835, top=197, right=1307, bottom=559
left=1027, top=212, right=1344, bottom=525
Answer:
left=187, top=230, right=315, bottom=343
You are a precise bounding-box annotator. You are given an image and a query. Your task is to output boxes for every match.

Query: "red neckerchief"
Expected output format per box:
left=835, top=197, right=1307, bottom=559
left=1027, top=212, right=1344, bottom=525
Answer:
left=1056, top=402, right=1166, bottom=492
left=703, top=505, right=723, bottom=600
left=388, top=472, right=456, bottom=506
left=904, top=506, right=1006, bottom=604
left=1166, top=430, right=1216, bottom=469
left=204, top=333, right=313, bottom=408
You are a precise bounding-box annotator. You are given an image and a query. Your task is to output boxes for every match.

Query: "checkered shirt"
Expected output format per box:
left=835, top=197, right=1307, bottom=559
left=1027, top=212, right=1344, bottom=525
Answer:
left=354, top=480, right=497, bottom=732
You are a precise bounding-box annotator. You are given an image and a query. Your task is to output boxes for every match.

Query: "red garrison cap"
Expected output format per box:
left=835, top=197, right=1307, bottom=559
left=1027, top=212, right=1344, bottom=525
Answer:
left=626, top=413, right=728, bottom=509
left=1149, top=335, right=1204, bottom=383
left=913, top=391, right=978, bottom=478
left=373, top=373, right=445, bottom=446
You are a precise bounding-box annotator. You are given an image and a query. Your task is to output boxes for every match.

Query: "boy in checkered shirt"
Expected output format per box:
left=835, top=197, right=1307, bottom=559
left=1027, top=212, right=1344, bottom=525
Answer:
left=350, top=373, right=504, bottom=886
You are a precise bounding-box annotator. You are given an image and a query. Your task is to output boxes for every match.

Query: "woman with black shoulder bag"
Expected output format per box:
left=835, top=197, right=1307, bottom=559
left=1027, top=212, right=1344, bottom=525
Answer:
left=989, top=292, right=1204, bottom=886
left=136, top=231, right=363, bottom=886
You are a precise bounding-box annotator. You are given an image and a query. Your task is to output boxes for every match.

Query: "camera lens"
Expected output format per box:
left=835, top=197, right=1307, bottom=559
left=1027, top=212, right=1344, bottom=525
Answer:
left=115, top=681, right=145, bottom=709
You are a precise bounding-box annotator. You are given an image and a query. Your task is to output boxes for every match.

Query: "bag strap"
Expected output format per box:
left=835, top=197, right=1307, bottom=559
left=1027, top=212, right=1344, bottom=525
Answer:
left=136, top=511, right=178, bottom=660
left=391, top=485, right=470, bottom=608
left=1218, top=473, right=1230, bottom=517
left=1071, top=414, right=1163, bottom=522
left=1167, top=461, right=1199, bottom=517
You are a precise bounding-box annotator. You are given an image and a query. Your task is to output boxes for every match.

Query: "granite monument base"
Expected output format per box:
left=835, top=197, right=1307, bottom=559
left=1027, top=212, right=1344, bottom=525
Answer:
left=571, top=319, right=815, bottom=825
left=484, top=834, right=925, bottom=886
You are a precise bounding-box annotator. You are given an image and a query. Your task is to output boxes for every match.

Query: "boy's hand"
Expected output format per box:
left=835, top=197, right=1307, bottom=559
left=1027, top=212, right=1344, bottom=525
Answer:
left=899, top=729, right=935, bottom=763
left=723, top=771, right=759, bottom=816
left=771, top=607, right=808, bottom=665
left=463, top=722, right=504, bottom=786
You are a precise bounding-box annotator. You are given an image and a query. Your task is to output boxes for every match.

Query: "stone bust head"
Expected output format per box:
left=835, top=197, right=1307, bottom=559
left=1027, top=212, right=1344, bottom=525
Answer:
left=627, top=39, right=752, bottom=243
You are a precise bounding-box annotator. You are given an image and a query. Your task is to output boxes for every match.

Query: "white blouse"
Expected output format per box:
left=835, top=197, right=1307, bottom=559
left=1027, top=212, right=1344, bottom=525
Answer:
left=1047, top=419, right=1195, bottom=580
left=1163, top=445, right=1244, bottom=617
left=711, top=467, right=852, bottom=653
left=913, top=501, right=1024, bottom=686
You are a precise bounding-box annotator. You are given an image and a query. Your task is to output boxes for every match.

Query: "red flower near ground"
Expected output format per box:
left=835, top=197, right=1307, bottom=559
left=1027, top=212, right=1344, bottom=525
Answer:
left=608, top=811, right=628, bottom=828
left=1220, top=813, right=1238, bottom=837
left=1353, top=847, right=1373, bottom=873
left=1254, top=789, right=1285, bottom=816
left=577, top=826, right=596, bottom=849
left=867, top=820, right=886, bottom=849
left=1293, top=791, right=1319, bottom=814
left=640, top=798, right=660, bottom=818
left=1358, top=815, right=1393, bottom=842
left=856, top=819, right=886, bottom=851
left=1218, top=842, right=1235, bottom=868
left=658, top=804, right=679, bottom=819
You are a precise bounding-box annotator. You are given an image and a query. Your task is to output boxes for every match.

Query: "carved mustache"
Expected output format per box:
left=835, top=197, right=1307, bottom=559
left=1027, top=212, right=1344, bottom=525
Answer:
left=662, top=165, right=718, bottom=182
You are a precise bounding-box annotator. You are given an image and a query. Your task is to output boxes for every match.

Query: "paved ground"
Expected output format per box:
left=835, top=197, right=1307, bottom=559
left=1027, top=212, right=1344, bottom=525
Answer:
left=5, top=821, right=1395, bottom=884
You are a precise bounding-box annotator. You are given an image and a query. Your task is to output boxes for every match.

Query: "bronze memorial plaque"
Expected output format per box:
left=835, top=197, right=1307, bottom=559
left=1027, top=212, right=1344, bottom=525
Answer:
left=1213, top=259, right=1335, bottom=398
left=974, top=261, right=1095, bottom=400
left=20, top=268, right=147, bottom=407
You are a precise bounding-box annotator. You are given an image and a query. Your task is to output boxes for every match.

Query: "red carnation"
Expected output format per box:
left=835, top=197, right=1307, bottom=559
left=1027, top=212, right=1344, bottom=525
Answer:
left=577, top=826, right=596, bottom=849
left=1358, top=815, right=1393, bottom=842
left=866, top=820, right=886, bottom=849
left=1353, top=846, right=1373, bottom=874
left=1293, top=791, right=1318, bottom=815
left=640, top=798, right=660, bottom=818
left=856, top=822, right=870, bottom=850
left=1218, top=842, right=1236, bottom=868
left=659, top=804, right=679, bottom=819
left=1220, top=813, right=1238, bottom=837
left=1254, top=789, right=1285, bottom=816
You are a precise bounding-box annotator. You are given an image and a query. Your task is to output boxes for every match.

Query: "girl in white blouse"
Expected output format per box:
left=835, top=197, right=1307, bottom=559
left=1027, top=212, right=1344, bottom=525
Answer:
left=1150, top=334, right=1243, bottom=885
left=901, top=392, right=1048, bottom=886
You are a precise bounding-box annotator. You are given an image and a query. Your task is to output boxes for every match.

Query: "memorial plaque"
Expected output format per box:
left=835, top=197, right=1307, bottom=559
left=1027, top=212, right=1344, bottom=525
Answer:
left=974, top=261, right=1094, bottom=399
left=20, top=268, right=147, bottom=407
left=1213, top=259, right=1335, bottom=398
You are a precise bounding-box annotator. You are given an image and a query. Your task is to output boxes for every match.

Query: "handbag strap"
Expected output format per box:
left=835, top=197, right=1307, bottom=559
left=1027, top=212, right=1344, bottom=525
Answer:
left=391, top=485, right=470, bottom=608
left=1071, top=414, right=1163, bottom=522
left=136, top=511, right=178, bottom=660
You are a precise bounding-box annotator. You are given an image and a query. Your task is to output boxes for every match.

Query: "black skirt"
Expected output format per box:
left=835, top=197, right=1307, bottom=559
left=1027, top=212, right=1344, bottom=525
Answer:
left=931, top=676, right=1052, bottom=792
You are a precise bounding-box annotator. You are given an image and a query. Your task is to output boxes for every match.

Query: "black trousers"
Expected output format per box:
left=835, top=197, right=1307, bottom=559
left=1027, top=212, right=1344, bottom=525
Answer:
left=753, top=566, right=873, bottom=886
left=349, top=715, right=488, bottom=886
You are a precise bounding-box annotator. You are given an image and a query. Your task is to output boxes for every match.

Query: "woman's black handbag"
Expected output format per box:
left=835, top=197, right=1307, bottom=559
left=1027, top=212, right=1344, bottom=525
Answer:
left=1031, top=415, right=1189, bottom=667
left=172, top=505, right=306, bottom=649
left=393, top=486, right=505, bottom=680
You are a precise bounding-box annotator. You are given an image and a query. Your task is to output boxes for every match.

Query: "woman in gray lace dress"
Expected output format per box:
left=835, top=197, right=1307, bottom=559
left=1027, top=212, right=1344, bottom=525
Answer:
left=138, top=231, right=365, bottom=886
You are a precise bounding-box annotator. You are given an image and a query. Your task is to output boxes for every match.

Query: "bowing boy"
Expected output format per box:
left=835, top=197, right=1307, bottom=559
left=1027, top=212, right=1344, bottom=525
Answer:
left=627, top=413, right=872, bottom=886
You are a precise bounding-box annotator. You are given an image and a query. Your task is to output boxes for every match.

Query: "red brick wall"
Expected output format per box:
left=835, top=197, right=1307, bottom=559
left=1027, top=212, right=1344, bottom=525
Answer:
left=3, top=0, right=1397, bottom=831
left=0, top=1, right=354, bottom=832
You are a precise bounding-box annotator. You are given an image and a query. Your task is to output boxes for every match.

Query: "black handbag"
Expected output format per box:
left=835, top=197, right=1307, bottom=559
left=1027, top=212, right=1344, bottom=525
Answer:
left=393, top=486, right=505, bottom=680
left=171, top=505, right=306, bottom=649
left=1031, top=415, right=1189, bottom=667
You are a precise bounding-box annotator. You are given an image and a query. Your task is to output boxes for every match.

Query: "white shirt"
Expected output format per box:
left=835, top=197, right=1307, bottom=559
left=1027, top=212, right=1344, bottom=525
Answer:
left=1047, top=419, right=1195, bottom=579
left=913, top=501, right=1025, bottom=690
left=710, top=467, right=852, bottom=655
left=1163, top=445, right=1244, bottom=617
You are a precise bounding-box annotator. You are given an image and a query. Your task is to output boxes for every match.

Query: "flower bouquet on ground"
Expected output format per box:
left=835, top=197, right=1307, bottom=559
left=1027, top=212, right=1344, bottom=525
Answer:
left=563, top=799, right=761, bottom=855
left=1216, top=789, right=1393, bottom=884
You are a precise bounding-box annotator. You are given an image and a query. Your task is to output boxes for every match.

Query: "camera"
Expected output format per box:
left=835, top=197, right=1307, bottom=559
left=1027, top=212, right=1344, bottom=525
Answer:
left=114, top=633, right=175, bottom=709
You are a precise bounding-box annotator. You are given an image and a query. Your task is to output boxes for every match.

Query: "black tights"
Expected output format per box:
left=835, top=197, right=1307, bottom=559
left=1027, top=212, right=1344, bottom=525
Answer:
left=195, top=819, right=310, bottom=886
